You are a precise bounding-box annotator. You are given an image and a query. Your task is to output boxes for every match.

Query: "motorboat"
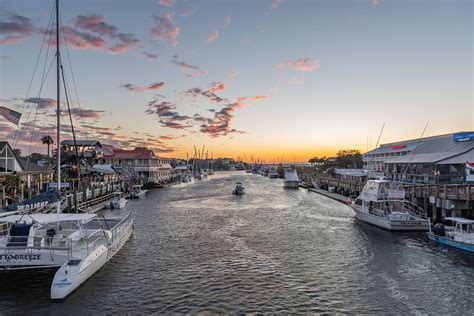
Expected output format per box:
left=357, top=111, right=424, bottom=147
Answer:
left=269, top=168, right=279, bottom=178
left=104, top=192, right=127, bottom=209
left=428, top=217, right=474, bottom=252
left=349, top=180, right=429, bottom=231
left=0, top=212, right=133, bottom=299
left=283, top=168, right=300, bottom=188
left=232, top=182, right=245, bottom=195
left=128, top=185, right=147, bottom=199
left=245, top=169, right=252, bottom=173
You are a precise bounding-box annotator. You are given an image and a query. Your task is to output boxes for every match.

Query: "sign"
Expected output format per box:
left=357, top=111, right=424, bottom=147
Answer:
left=48, top=182, right=70, bottom=189
left=454, top=132, right=474, bottom=142
left=391, top=144, right=406, bottom=150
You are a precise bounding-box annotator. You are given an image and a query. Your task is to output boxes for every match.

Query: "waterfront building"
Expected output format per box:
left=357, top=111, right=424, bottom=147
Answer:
left=364, top=131, right=474, bottom=185
left=99, top=146, right=172, bottom=184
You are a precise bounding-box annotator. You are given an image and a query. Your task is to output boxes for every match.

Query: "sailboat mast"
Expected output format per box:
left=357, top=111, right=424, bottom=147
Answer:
left=56, top=0, right=61, bottom=213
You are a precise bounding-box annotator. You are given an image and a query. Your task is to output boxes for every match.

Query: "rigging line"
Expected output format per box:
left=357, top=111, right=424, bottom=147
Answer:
left=13, top=3, right=55, bottom=147
left=59, top=15, right=88, bottom=141
left=61, top=60, right=83, bottom=190
left=25, top=105, right=41, bottom=174
left=13, top=55, right=57, bottom=149
left=402, top=122, right=429, bottom=177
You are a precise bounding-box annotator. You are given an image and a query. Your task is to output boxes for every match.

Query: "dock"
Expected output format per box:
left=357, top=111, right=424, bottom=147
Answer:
left=307, top=187, right=349, bottom=205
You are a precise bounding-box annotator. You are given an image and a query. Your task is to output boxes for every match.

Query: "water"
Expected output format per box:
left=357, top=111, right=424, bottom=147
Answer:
left=1, top=172, right=473, bottom=314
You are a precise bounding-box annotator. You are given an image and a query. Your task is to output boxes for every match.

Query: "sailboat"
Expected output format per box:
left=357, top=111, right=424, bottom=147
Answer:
left=0, top=0, right=133, bottom=300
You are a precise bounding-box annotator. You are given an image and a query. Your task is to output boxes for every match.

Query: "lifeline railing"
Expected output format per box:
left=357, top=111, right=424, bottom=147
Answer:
left=0, top=235, right=73, bottom=262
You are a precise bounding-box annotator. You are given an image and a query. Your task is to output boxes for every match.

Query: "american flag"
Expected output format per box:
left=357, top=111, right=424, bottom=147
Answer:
left=0, top=106, right=21, bottom=125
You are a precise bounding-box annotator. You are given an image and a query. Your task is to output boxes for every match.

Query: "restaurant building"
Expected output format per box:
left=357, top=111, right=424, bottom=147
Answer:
left=363, top=132, right=474, bottom=184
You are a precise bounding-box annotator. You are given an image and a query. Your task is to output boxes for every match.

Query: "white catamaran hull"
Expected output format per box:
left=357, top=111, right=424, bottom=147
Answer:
left=51, top=219, right=133, bottom=299
left=352, top=206, right=428, bottom=231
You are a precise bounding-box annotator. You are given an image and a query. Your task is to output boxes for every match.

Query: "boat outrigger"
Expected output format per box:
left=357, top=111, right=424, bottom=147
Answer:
left=428, top=217, right=474, bottom=252
left=0, top=212, right=133, bottom=299
left=349, top=180, right=429, bottom=231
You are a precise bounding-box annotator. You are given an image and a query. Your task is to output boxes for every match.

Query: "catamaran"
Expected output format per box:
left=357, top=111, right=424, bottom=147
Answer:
left=349, top=180, right=428, bottom=231
left=0, top=212, right=133, bottom=299
left=283, top=168, right=300, bottom=188
left=428, top=217, right=474, bottom=252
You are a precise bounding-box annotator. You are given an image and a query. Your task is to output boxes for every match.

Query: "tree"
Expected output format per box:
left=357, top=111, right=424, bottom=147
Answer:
left=12, top=148, right=22, bottom=157
left=41, top=135, right=54, bottom=158
left=335, top=149, right=363, bottom=169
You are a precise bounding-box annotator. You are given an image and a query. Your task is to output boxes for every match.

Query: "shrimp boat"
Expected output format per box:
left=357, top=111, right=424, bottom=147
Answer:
left=0, top=212, right=133, bottom=299
left=128, top=185, right=148, bottom=199
left=349, top=180, right=428, bottom=231
left=283, top=168, right=300, bottom=188
left=428, top=217, right=474, bottom=252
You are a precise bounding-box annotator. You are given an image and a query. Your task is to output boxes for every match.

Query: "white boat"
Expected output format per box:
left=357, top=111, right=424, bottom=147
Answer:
left=283, top=168, right=300, bottom=188
left=104, top=192, right=127, bottom=209
left=269, top=168, right=279, bottom=178
left=349, top=180, right=428, bottom=231
left=129, top=185, right=147, bottom=199
left=428, top=217, right=474, bottom=252
left=232, top=182, right=245, bottom=195
left=0, top=212, right=133, bottom=299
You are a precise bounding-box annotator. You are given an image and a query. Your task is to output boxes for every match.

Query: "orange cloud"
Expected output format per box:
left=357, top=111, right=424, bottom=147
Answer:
left=207, top=82, right=227, bottom=93
left=206, top=29, right=219, bottom=44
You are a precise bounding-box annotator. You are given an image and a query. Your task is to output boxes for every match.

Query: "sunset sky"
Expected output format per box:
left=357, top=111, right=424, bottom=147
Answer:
left=0, top=0, right=472, bottom=162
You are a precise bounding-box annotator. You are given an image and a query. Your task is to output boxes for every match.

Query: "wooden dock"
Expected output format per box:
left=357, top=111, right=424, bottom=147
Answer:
left=307, top=188, right=350, bottom=205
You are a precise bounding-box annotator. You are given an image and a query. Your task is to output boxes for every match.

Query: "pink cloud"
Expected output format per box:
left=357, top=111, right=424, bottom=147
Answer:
left=0, top=14, right=35, bottom=44
left=206, top=29, right=219, bottom=44
left=224, top=16, right=232, bottom=25
left=172, top=54, right=207, bottom=77
left=180, top=8, right=197, bottom=18
left=150, top=13, right=180, bottom=47
left=24, top=97, right=57, bottom=109
left=208, top=82, right=227, bottom=93
left=158, top=0, right=174, bottom=7
left=372, top=0, right=380, bottom=6
left=228, top=71, right=240, bottom=78
left=276, top=58, right=320, bottom=72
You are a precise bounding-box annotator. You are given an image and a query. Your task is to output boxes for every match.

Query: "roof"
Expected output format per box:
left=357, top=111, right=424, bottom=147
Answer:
left=445, top=217, right=474, bottom=224
left=61, top=140, right=102, bottom=147
left=18, top=158, right=51, bottom=173
left=89, top=164, right=117, bottom=175
left=0, top=213, right=96, bottom=224
left=381, top=133, right=474, bottom=164
left=0, top=141, right=8, bottom=151
left=436, top=149, right=474, bottom=165
left=104, top=148, right=156, bottom=159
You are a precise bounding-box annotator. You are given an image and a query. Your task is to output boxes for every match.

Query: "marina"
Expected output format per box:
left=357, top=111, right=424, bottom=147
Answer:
left=0, top=172, right=473, bottom=313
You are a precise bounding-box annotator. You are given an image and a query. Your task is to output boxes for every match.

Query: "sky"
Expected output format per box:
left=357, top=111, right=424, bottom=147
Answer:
left=0, top=0, right=472, bottom=162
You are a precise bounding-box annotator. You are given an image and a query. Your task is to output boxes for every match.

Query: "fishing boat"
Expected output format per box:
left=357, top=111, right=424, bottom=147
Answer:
left=428, top=217, right=474, bottom=252
left=104, top=192, right=127, bottom=209
left=0, top=212, right=133, bottom=299
left=128, top=185, right=147, bottom=199
left=349, top=180, right=428, bottom=231
left=283, top=168, right=300, bottom=188
left=232, top=182, right=245, bottom=195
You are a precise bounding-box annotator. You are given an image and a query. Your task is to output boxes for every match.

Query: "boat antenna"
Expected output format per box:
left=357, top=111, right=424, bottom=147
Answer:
left=55, top=0, right=61, bottom=214
left=368, top=122, right=385, bottom=176
left=401, top=122, right=429, bottom=178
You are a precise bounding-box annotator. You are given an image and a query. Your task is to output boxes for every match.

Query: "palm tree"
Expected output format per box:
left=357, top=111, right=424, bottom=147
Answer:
left=41, top=135, right=54, bottom=158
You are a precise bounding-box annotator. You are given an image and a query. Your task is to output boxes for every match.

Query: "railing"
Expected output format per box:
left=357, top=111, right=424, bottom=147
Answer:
left=85, top=228, right=106, bottom=256
left=1, top=235, right=73, bottom=261
left=108, top=212, right=132, bottom=252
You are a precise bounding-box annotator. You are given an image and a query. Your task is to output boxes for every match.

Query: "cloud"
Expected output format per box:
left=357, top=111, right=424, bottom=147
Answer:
left=121, top=82, right=165, bottom=92
left=228, top=71, right=240, bottom=78
left=224, top=16, right=232, bottom=25
left=145, top=98, right=191, bottom=130
left=150, top=13, right=180, bottom=47
left=372, top=0, right=380, bottom=6
left=208, top=82, right=227, bottom=93
left=24, top=97, right=57, bottom=109
left=141, top=52, right=158, bottom=60
left=276, top=58, right=320, bottom=72
left=0, top=13, right=35, bottom=44
left=172, top=54, right=207, bottom=77
left=68, top=108, right=105, bottom=120
left=197, top=95, right=269, bottom=137
left=158, top=0, right=174, bottom=7
left=185, top=87, right=226, bottom=103
left=45, top=14, right=141, bottom=54
left=265, top=0, right=283, bottom=15
left=206, top=29, right=219, bottom=44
